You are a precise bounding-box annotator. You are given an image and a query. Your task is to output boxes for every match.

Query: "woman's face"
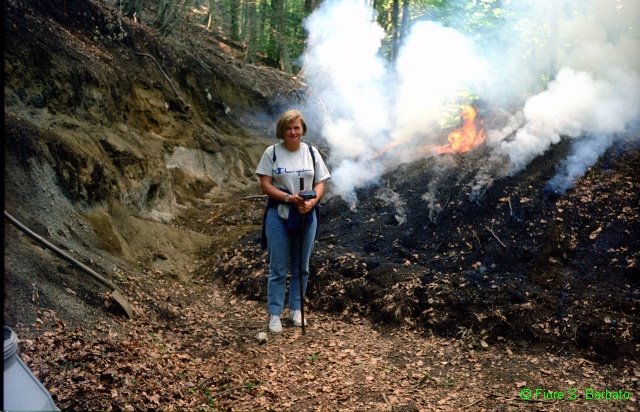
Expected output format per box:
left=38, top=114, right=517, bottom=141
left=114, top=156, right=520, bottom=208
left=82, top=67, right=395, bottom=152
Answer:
left=283, top=118, right=304, bottom=147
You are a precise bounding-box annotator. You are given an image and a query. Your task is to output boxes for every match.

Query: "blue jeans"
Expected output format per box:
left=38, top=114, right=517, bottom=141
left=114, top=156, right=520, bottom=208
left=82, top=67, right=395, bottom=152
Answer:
left=265, top=206, right=317, bottom=316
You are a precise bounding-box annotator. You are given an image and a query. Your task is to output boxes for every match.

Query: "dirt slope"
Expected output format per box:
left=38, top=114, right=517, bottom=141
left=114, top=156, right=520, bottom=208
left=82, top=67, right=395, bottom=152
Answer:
left=3, top=0, right=639, bottom=410
left=4, top=0, right=299, bottom=326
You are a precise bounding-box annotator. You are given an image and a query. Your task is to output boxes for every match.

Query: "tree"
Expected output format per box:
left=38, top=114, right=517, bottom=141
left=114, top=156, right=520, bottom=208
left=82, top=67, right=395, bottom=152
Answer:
left=205, top=0, right=215, bottom=29
left=154, top=0, right=193, bottom=36
left=229, top=0, right=242, bottom=41
left=399, top=0, right=410, bottom=44
left=390, top=0, right=400, bottom=60
left=118, top=0, right=145, bottom=21
left=114, top=0, right=516, bottom=74
left=244, top=0, right=260, bottom=62
left=270, top=0, right=292, bottom=72
left=304, top=0, right=319, bottom=14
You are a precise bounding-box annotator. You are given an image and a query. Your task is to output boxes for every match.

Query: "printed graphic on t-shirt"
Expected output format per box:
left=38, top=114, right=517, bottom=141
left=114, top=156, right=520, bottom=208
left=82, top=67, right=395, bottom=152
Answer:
left=274, top=167, right=312, bottom=176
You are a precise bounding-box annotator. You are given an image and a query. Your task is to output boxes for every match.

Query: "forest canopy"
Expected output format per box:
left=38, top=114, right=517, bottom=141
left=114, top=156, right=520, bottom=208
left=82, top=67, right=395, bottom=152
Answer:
left=117, top=0, right=518, bottom=72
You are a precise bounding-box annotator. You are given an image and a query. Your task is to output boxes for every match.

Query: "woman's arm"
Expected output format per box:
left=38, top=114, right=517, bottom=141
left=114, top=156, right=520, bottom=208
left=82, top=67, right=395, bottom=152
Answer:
left=259, top=175, right=324, bottom=213
left=311, top=180, right=326, bottom=206
left=259, top=175, right=291, bottom=203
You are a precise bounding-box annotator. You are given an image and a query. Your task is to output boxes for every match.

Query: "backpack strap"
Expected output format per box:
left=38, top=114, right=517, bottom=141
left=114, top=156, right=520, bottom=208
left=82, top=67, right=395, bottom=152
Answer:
left=270, top=144, right=277, bottom=179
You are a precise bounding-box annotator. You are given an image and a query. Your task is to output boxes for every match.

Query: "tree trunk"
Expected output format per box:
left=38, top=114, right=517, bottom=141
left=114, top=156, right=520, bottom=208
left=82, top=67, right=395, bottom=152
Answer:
left=244, top=0, right=259, bottom=62
left=271, top=0, right=292, bottom=72
left=390, top=0, right=400, bottom=60
left=304, top=0, right=319, bottom=14
left=205, top=0, right=214, bottom=28
left=119, top=0, right=145, bottom=20
left=230, top=0, right=241, bottom=41
left=155, top=0, right=191, bottom=36
left=399, top=0, right=410, bottom=45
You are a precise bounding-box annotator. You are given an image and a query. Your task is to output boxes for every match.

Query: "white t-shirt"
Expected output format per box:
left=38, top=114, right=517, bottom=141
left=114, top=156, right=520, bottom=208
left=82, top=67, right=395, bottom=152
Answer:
left=256, top=142, right=331, bottom=218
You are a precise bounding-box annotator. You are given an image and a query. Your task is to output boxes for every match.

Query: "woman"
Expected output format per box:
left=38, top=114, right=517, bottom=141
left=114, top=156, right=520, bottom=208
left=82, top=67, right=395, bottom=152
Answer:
left=255, top=109, right=331, bottom=333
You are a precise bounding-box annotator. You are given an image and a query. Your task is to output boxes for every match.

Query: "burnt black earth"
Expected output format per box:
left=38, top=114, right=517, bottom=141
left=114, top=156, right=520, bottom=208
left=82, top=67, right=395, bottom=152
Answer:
left=212, top=141, right=640, bottom=362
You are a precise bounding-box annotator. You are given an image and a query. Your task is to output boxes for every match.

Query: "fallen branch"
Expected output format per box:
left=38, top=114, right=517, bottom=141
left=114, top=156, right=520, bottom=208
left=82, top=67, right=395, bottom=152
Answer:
left=209, top=383, right=258, bottom=398
left=427, top=251, right=472, bottom=263
left=134, top=52, right=187, bottom=110
left=463, top=398, right=482, bottom=409
left=317, top=233, right=346, bottom=242
left=507, top=197, right=513, bottom=216
left=209, top=195, right=267, bottom=207
left=485, top=222, right=507, bottom=248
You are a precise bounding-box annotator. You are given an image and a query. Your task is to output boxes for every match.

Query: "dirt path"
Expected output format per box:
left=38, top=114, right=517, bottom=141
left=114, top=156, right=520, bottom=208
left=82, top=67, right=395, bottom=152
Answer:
left=19, top=256, right=638, bottom=411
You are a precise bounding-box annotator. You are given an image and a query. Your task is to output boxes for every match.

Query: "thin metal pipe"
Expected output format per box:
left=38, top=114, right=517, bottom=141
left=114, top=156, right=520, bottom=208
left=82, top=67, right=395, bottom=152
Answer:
left=4, top=210, right=119, bottom=291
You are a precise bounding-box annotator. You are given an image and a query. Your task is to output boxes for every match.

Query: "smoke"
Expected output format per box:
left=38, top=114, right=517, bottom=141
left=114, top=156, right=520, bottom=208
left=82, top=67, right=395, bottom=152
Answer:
left=300, top=0, right=640, bottom=202
left=393, top=21, right=488, bottom=142
left=376, top=188, right=407, bottom=225
left=498, top=0, right=640, bottom=190
left=301, top=0, right=392, bottom=202
left=546, top=134, right=614, bottom=193
left=500, top=67, right=640, bottom=174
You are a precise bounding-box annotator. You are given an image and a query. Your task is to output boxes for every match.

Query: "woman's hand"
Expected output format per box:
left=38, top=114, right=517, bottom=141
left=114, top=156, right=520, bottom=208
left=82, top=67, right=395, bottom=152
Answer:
left=297, top=199, right=315, bottom=214
left=288, top=193, right=313, bottom=213
left=288, top=193, right=315, bottom=214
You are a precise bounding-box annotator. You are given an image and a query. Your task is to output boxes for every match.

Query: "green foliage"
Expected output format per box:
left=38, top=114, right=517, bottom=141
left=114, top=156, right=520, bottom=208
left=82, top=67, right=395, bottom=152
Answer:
left=114, top=0, right=550, bottom=76
left=282, top=0, right=308, bottom=67
left=372, top=0, right=507, bottom=60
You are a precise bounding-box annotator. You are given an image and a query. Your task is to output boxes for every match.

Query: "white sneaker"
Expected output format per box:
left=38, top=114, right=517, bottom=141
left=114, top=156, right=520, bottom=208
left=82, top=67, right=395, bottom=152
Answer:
left=268, top=315, right=282, bottom=333
left=290, top=310, right=307, bottom=327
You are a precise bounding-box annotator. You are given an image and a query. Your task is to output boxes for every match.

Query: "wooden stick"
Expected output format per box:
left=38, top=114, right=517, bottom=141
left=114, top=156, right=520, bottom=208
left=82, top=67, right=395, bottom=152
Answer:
left=208, top=195, right=266, bottom=207
left=485, top=223, right=507, bottom=248
left=427, top=251, right=472, bottom=263
left=209, top=383, right=257, bottom=398
left=472, top=229, right=482, bottom=248
left=463, top=399, right=482, bottom=409
left=134, top=52, right=183, bottom=102
left=507, top=197, right=513, bottom=216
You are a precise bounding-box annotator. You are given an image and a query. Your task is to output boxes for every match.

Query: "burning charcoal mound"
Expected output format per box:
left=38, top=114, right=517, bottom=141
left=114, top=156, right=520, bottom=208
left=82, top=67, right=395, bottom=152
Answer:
left=211, top=142, right=639, bottom=361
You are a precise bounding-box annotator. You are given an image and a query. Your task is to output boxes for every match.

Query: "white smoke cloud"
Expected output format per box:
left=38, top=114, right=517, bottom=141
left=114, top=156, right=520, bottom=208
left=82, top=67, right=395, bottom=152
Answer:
left=499, top=67, right=640, bottom=172
left=330, top=158, right=384, bottom=207
left=498, top=0, right=640, bottom=191
left=393, top=21, right=488, bottom=142
left=301, top=0, right=640, bottom=201
left=303, top=0, right=391, bottom=161
left=546, top=134, right=614, bottom=193
left=301, top=0, right=392, bottom=203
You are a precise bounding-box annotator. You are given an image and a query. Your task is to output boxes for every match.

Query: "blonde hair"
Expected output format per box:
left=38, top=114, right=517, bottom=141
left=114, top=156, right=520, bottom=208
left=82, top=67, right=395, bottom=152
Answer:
left=276, top=109, right=307, bottom=139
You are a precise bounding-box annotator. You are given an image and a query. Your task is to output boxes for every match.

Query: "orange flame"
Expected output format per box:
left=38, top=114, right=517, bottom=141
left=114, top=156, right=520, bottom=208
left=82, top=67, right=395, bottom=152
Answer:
left=436, top=105, right=485, bottom=154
